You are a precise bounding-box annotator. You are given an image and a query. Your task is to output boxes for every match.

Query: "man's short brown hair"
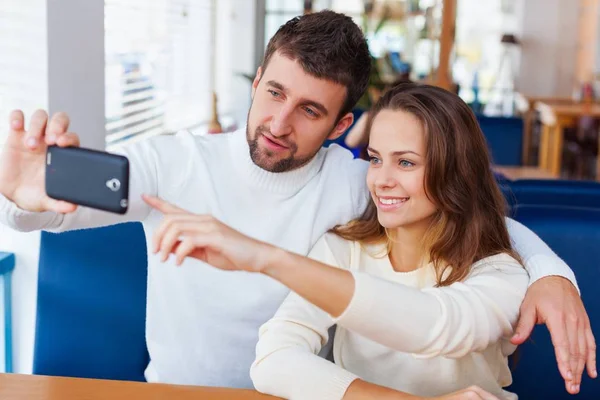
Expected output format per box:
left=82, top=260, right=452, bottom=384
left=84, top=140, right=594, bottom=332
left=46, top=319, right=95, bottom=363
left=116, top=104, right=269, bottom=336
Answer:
left=262, top=10, right=371, bottom=118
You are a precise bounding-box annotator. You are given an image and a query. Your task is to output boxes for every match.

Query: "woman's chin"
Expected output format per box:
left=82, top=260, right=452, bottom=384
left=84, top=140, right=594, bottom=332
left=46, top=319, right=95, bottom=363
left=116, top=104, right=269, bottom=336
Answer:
left=377, top=217, right=404, bottom=230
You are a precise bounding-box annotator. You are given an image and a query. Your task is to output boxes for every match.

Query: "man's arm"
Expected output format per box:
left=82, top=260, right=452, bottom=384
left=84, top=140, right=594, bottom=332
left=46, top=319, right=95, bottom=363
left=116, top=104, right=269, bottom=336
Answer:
left=505, top=217, right=578, bottom=289
left=0, top=111, right=199, bottom=233
left=0, top=137, right=159, bottom=232
left=505, top=217, right=596, bottom=394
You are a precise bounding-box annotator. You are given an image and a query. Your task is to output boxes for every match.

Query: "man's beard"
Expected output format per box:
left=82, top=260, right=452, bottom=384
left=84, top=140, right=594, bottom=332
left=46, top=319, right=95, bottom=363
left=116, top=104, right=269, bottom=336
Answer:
left=246, top=124, right=315, bottom=173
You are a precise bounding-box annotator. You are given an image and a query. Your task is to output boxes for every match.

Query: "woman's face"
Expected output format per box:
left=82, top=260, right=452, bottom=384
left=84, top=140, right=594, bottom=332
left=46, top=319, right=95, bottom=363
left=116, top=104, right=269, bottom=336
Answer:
left=366, top=109, right=438, bottom=234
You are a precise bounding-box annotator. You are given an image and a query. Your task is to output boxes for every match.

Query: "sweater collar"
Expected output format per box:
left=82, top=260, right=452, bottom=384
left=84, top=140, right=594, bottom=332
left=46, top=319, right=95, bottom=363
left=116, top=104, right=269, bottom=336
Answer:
left=229, top=127, right=324, bottom=195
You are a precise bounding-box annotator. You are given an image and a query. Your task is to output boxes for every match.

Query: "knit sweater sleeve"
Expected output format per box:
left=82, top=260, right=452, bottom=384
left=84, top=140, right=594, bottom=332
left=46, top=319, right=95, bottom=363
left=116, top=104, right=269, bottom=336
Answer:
left=0, top=132, right=196, bottom=233
left=505, top=217, right=579, bottom=292
left=251, top=235, right=358, bottom=400
left=333, top=253, right=529, bottom=359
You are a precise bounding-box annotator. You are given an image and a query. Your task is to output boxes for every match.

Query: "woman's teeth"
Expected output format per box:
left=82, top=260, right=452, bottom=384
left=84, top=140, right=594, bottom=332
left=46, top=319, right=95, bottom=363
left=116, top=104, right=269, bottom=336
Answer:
left=379, top=197, right=408, bottom=205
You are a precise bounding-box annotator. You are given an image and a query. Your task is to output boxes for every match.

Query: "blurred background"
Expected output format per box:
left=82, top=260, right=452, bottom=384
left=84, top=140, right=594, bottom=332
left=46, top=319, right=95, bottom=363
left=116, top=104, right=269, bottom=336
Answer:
left=1, top=0, right=599, bottom=181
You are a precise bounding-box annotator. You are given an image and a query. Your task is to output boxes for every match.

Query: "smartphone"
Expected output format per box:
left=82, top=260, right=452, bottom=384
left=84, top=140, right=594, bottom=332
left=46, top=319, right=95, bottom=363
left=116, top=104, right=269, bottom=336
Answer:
left=45, top=145, right=130, bottom=214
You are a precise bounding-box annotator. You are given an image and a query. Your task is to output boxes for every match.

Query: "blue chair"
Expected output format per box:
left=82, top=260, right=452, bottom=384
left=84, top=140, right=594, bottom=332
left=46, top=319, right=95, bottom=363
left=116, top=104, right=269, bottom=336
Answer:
left=34, top=222, right=149, bottom=381
left=0, top=252, right=14, bottom=373
left=501, top=179, right=600, bottom=210
left=477, top=115, right=523, bottom=166
left=507, top=205, right=600, bottom=399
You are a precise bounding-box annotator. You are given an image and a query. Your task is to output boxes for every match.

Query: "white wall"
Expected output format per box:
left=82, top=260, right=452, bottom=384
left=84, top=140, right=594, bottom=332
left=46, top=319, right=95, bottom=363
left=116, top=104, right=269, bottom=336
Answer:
left=515, top=0, right=581, bottom=97
left=575, top=0, right=600, bottom=84
left=47, top=0, right=106, bottom=150
left=217, top=0, right=259, bottom=126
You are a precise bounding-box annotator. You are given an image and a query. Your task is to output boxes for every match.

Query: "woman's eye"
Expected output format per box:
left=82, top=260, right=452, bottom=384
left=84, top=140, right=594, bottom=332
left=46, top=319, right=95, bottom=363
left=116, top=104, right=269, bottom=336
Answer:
left=368, top=156, right=380, bottom=165
left=399, top=160, right=415, bottom=168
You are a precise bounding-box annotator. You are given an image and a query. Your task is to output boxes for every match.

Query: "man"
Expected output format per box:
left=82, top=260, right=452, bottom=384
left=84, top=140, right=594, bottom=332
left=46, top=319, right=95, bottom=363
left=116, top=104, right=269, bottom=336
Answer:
left=0, top=10, right=595, bottom=396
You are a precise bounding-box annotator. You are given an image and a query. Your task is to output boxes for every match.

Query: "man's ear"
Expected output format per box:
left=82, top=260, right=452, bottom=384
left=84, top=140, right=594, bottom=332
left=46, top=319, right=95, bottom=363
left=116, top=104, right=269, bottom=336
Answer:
left=251, top=66, right=263, bottom=99
left=327, top=112, right=355, bottom=141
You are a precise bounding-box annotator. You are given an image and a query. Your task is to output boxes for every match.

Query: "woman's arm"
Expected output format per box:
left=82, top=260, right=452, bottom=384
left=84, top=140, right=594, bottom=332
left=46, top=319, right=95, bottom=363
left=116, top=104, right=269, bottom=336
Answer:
left=262, top=250, right=528, bottom=358
left=148, top=205, right=528, bottom=358
left=147, top=208, right=507, bottom=398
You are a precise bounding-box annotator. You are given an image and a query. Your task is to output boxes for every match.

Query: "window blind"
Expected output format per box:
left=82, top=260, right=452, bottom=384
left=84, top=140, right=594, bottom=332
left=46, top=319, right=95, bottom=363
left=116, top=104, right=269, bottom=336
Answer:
left=104, top=0, right=215, bottom=145
left=0, top=0, right=48, bottom=146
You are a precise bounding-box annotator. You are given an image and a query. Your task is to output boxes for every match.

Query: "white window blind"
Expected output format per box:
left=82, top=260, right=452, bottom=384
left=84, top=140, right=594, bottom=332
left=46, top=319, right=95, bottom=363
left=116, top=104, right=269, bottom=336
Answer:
left=264, top=1, right=364, bottom=51
left=104, top=0, right=215, bottom=146
left=264, top=0, right=303, bottom=49
left=0, top=0, right=48, bottom=147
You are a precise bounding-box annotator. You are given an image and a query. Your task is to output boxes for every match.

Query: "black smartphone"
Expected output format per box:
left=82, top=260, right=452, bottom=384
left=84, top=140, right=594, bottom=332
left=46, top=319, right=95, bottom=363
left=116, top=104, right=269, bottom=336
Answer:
left=45, top=145, right=130, bottom=214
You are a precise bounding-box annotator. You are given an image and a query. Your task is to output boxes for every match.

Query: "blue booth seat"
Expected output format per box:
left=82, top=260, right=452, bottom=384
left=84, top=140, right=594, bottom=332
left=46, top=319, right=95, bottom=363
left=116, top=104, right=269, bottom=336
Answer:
left=507, top=205, right=600, bottom=399
left=34, top=222, right=149, bottom=381
left=477, top=115, right=523, bottom=166
left=501, top=179, right=600, bottom=210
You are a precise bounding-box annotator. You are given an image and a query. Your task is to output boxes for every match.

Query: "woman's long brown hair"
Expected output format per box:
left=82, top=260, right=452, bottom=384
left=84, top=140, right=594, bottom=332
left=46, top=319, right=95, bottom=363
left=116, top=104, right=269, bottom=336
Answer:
left=333, top=82, right=520, bottom=286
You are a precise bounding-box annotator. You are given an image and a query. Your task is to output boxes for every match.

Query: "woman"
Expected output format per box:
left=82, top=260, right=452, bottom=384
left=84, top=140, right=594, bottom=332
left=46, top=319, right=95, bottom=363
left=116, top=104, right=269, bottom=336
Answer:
left=145, top=83, right=528, bottom=400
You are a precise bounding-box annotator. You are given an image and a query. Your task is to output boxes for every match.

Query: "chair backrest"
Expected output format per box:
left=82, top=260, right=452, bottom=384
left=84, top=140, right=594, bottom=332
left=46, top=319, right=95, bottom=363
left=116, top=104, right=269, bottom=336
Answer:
left=507, top=205, right=600, bottom=399
left=34, top=222, right=149, bottom=381
left=501, top=179, right=600, bottom=210
left=476, top=115, right=523, bottom=166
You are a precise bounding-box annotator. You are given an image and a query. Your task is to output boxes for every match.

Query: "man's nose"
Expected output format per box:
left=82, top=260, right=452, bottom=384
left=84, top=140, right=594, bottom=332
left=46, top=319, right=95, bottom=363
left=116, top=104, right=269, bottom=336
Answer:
left=270, top=105, right=293, bottom=137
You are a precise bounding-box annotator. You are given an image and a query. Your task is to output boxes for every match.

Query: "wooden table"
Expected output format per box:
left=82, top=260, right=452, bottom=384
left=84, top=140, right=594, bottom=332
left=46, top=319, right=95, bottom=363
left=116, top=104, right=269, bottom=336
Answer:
left=535, top=101, right=600, bottom=177
left=0, top=373, right=280, bottom=400
left=513, top=93, right=573, bottom=165
left=494, top=166, right=558, bottom=180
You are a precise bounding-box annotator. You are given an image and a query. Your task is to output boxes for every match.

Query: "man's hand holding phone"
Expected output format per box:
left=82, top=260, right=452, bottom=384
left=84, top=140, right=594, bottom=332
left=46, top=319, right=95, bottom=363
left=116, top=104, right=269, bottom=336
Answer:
left=0, top=109, right=80, bottom=214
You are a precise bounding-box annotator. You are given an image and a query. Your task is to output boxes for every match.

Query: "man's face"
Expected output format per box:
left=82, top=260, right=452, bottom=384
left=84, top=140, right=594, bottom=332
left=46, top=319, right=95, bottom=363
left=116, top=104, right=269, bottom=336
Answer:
left=246, top=52, right=354, bottom=172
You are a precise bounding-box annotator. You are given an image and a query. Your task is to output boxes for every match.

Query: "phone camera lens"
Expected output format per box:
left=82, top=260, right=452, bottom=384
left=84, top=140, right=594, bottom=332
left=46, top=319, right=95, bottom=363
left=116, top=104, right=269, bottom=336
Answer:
left=106, top=178, right=121, bottom=192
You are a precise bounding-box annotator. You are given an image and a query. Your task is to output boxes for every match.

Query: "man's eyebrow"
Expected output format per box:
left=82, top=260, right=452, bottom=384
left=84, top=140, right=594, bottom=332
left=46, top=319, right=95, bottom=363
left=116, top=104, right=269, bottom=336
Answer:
left=266, top=80, right=329, bottom=116
left=266, top=80, right=286, bottom=92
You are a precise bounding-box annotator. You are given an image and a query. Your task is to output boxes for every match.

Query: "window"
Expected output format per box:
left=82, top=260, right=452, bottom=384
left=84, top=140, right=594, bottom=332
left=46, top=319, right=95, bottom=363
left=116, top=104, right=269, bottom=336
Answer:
left=264, top=0, right=304, bottom=49
left=262, top=0, right=440, bottom=81
left=104, top=0, right=216, bottom=146
left=0, top=0, right=48, bottom=146
left=264, top=0, right=364, bottom=49
left=453, top=0, right=513, bottom=106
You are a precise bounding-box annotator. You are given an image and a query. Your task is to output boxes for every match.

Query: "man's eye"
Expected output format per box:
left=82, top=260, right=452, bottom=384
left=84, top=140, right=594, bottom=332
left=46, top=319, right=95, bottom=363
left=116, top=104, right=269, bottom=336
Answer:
left=303, top=107, right=318, bottom=117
